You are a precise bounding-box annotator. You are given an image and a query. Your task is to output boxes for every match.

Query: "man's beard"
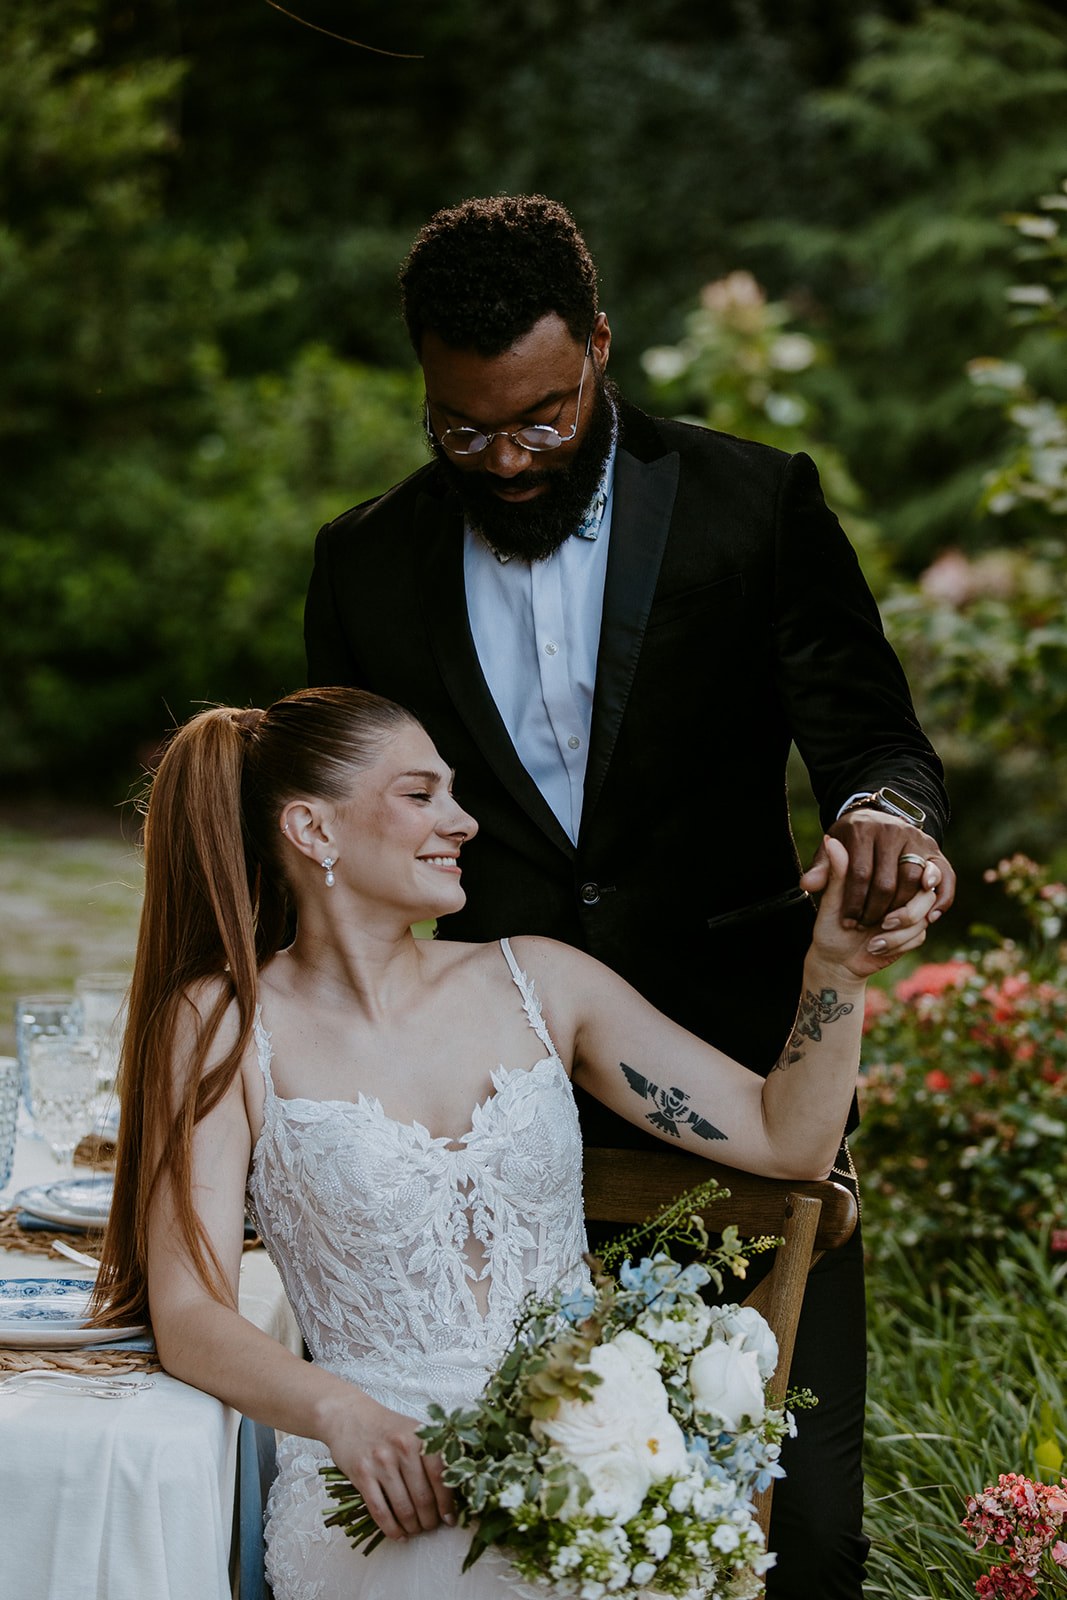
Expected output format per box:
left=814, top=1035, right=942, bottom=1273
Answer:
left=431, top=375, right=618, bottom=562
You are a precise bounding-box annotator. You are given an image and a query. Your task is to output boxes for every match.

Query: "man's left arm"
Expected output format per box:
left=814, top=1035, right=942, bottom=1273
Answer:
left=772, top=451, right=955, bottom=928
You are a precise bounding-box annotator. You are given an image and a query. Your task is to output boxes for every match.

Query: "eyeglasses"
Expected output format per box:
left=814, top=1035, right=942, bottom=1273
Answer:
left=427, top=334, right=592, bottom=456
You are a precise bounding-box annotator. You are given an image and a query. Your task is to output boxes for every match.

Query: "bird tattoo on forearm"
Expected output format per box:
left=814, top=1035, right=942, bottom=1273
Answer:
left=620, top=1065, right=727, bottom=1142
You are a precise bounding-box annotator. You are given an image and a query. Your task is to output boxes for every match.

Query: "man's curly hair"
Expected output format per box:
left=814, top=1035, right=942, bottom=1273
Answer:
left=399, top=194, right=598, bottom=356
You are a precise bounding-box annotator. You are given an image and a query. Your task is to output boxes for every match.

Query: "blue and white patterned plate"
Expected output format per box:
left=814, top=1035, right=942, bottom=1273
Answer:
left=0, top=1279, right=144, bottom=1348
left=13, top=1175, right=114, bottom=1229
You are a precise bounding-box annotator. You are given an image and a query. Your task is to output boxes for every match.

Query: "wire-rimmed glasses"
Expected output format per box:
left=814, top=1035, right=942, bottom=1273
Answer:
left=427, top=333, right=592, bottom=457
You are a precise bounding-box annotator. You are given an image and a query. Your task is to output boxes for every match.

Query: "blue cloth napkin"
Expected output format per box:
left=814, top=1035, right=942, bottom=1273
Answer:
left=17, top=1210, right=258, bottom=1238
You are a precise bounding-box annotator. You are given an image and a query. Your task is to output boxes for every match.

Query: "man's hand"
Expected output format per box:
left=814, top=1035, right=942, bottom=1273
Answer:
left=801, top=808, right=956, bottom=929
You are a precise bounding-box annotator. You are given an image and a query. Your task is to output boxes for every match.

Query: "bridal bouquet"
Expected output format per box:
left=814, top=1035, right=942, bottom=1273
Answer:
left=323, top=1181, right=808, bottom=1598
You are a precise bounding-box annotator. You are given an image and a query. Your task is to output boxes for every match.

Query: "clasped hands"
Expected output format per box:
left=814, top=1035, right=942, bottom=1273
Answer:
left=802, top=810, right=955, bottom=975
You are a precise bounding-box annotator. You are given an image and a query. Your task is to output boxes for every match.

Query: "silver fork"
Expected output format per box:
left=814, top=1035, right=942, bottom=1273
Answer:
left=0, top=1370, right=155, bottom=1398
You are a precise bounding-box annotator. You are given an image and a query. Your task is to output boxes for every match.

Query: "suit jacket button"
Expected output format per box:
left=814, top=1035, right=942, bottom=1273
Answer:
left=580, top=882, right=600, bottom=906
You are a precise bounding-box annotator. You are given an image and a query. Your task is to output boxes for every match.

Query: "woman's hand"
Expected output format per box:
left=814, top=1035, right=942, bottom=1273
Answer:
left=324, top=1390, right=455, bottom=1542
left=804, top=834, right=940, bottom=981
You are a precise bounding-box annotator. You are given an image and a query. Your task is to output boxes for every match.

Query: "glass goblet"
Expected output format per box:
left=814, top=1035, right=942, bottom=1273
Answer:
left=26, top=1036, right=101, bottom=1173
left=75, top=972, right=129, bottom=1124
left=0, top=1056, right=19, bottom=1199
left=14, top=993, right=84, bottom=1136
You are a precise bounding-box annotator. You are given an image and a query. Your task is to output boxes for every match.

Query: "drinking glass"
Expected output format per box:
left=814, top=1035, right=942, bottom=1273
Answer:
left=0, top=1056, right=19, bottom=1198
left=14, top=993, right=84, bottom=1132
left=26, top=1036, right=100, bottom=1172
left=74, top=972, right=129, bottom=1122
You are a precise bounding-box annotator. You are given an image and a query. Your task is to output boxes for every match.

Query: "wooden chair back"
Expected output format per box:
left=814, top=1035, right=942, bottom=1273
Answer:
left=582, top=1148, right=858, bottom=1539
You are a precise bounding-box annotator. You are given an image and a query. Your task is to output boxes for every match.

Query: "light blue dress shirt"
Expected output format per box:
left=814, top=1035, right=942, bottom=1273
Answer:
left=463, top=446, right=617, bottom=845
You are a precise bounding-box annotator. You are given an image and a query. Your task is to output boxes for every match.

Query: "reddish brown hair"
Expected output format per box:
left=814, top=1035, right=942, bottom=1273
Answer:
left=92, top=687, right=416, bottom=1326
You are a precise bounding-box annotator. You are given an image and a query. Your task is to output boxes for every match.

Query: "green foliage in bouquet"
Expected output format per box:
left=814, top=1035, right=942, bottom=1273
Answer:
left=854, top=856, right=1067, bottom=1260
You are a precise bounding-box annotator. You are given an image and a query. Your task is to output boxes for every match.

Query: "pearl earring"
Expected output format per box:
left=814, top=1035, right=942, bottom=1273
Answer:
left=322, top=857, right=336, bottom=887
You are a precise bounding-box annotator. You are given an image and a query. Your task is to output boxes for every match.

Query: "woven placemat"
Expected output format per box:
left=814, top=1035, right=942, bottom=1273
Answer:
left=0, top=1347, right=161, bottom=1375
left=1, top=1207, right=260, bottom=1256
left=0, top=1209, right=106, bottom=1256
left=73, top=1133, right=117, bottom=1172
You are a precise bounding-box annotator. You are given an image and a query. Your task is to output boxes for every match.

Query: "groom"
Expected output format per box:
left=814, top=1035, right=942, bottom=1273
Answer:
left=304, top=194, right=954, bottom=1597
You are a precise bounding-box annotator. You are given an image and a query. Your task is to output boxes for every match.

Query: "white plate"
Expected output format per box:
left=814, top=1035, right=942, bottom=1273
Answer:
left=14, top=1175, right=114, bottom=1229
left=0, top=1279, right=145, bottom=1349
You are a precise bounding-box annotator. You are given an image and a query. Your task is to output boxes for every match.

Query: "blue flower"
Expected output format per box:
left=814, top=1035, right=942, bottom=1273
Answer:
left=619, top=1253, right=710, bottom=1307
left=559, top=1287, right=596, bottom=1323
left=754, top=1462, right=787, bottom=1493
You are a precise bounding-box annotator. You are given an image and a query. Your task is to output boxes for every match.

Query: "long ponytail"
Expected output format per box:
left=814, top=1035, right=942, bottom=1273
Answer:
left=93, top=688, right=416, bottom=1326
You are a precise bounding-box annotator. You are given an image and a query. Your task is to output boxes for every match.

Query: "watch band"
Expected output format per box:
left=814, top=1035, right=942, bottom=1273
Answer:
left=839, top=786, right=926, bottom=830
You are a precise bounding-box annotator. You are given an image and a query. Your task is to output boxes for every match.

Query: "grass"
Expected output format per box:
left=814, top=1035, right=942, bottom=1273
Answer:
left=864, top=1232, right=1067, bottom=1597
left=0, top=817, right=144, bottom=1055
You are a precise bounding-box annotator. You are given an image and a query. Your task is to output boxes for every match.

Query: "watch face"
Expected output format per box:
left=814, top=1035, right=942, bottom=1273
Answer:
left=879, top=787, right=926, bottom=828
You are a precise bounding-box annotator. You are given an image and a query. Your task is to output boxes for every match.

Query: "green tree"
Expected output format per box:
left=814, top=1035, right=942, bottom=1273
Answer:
left=749, top=0, right=1067, bottom=565
left=0, top=1, right=425, bottom=792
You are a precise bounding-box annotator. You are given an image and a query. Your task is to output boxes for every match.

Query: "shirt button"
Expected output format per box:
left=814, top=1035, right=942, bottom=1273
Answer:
left=544, top=640, right=559, bottom=656
left=580, top=882, right=600, bottom=906
left=567, top=735, right=581, bottom=750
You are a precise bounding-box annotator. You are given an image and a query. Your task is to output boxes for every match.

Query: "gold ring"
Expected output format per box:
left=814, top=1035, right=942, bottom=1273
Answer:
left=898, top=853, right=928, bottom=868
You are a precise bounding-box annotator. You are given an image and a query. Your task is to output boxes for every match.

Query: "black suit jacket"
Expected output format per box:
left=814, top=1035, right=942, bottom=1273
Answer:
left=305, top=400, right=947, bottom=1141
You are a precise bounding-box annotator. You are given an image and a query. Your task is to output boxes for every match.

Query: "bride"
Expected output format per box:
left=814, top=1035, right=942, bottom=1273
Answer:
left=94, top=687, right=938, bottom=1599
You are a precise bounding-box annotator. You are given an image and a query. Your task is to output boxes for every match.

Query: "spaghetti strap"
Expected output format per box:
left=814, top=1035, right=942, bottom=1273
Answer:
left=499, top=938, right=561, bottom=1061
left=252, top=1006, right=278, bottom=1102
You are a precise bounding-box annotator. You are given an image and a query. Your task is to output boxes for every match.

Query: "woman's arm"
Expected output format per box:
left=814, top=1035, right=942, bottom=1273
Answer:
left=524, top=839, right=936, bottom=1181
left=146, top=996, right=453, bottom=1542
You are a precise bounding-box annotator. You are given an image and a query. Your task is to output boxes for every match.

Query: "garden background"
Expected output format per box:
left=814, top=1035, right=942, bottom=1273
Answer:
left=2, top=1, right=1067, bottom=1593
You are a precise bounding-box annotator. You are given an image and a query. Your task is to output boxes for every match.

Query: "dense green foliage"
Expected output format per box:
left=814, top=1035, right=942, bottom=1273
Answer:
left=3, top=0, right=1066, bottom=838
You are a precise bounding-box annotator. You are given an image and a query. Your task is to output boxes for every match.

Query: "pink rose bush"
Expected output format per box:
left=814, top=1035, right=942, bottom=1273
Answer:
left=962, top=1472, right=1067, bottom=1597
left=854, top=857, right=1067, bottom=1258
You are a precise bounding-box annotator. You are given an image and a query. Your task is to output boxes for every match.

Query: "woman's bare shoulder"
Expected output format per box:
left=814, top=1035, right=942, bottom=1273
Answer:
left=503, top=935, right=614, bottom=985
left=170, top=975, right=245, bottom=1081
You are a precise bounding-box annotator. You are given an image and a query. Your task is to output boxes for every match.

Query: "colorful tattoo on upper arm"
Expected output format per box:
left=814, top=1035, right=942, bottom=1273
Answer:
left=620, top=1064, right=727, bottom=1142
left=772, top=987, right=854, bottom=1073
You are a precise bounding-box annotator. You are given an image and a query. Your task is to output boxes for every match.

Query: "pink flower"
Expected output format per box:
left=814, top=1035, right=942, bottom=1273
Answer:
left=895, top=960, right=976, bottom=1001
left=863, top=988, right=892, bottom=1031
left=1047, top=1486, right=1067, bottom=1517
left=964, top=1474, right=1067, bottom=1594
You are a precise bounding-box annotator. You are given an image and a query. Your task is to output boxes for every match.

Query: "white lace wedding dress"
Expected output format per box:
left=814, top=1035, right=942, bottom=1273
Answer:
left=247, top=939, right=590, bottom=1599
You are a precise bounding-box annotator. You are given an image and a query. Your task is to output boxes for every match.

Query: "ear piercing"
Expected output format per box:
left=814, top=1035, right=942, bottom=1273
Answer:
left=322, top=857, right=336, bottom=887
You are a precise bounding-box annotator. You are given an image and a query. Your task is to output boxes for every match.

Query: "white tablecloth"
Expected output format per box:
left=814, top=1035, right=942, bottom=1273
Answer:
left=0, top=1136, right=301, bottom=1600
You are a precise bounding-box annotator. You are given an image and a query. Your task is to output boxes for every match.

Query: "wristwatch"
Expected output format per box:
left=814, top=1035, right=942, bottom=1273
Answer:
left=839, top=786, right=926, bottom=830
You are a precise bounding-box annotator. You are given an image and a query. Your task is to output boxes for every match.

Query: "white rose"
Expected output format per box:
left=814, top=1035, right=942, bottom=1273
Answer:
left=542, top=1344, right=643, bottom=1461
left=709, top=1306, right=779, bottom=1382
left=543, top=1339, right=689, bottom=1492
left=581, top=1449, right=654, bottom=1524
left=689, top=1337, right=766, bottom=1432
left=611, top=1329, right=662, bottom=1372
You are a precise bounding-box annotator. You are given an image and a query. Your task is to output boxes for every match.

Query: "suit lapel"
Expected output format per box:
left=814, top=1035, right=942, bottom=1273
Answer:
left=581, top=446, right=680, bottom=826
left=417, top=491, right=575, bottom=857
